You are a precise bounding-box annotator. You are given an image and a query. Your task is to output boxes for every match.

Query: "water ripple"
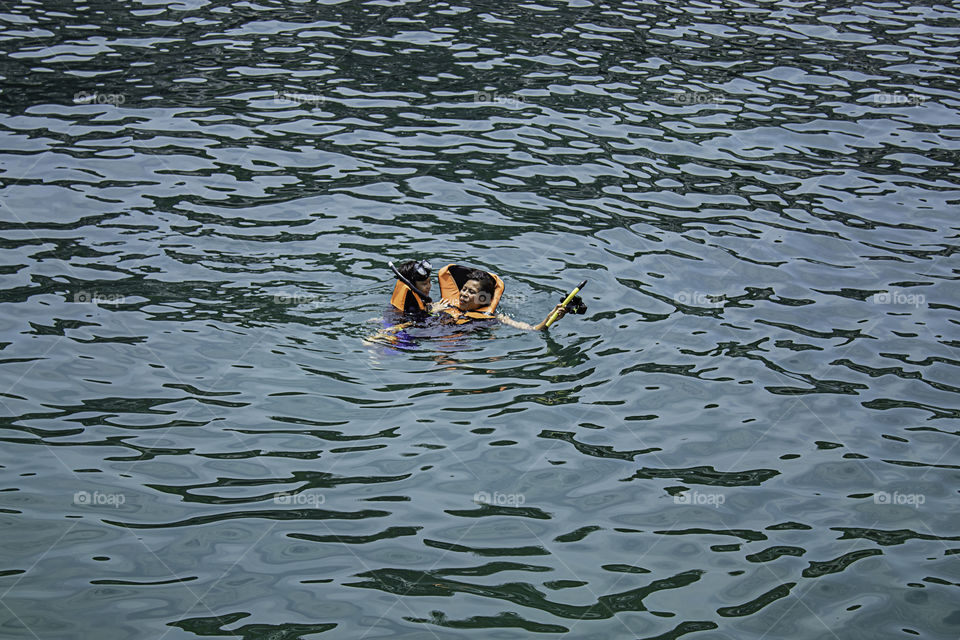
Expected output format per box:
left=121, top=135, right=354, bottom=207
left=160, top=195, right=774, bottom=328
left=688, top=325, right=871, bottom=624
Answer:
left=1, top=0, right=959, bottom=638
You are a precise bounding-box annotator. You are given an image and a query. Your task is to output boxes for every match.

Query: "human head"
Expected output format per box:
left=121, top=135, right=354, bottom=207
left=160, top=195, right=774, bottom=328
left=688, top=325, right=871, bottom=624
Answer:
left=397, top=259, right=432, bottom=296
left=458, top=269, right=495, bottom=311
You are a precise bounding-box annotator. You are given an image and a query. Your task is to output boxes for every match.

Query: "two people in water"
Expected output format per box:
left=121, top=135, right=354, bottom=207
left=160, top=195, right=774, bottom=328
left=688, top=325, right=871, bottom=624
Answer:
left=389, top=259, right=570, bottom=331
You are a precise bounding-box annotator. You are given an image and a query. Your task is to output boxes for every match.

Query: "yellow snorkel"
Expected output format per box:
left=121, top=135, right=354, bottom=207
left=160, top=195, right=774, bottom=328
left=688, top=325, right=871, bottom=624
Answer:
left=544, top=280, right=588, bottom=328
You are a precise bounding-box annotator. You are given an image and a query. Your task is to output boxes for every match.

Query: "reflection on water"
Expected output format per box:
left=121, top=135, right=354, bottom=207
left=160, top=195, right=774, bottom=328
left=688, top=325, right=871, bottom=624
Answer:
left=1, top=0, right=959, bottom=638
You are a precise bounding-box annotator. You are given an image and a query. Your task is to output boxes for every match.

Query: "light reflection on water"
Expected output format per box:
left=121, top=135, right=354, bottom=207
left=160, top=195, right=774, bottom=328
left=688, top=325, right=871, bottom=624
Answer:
left=1, top=1, right=959, bottom=638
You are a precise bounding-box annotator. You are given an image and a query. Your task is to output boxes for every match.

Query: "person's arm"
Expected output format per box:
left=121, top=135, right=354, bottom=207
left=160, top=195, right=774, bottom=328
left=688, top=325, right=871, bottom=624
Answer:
left=498, top=304, right=567, bottom=331
left=497, top=314, right=536, bottom=330
left=382, top=321, right=414, bottom=334
left=363, top=320, right=414, bottom=346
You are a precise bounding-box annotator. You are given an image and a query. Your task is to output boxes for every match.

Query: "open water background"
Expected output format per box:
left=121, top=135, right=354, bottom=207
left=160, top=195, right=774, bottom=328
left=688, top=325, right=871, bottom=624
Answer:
left=1, top=0, right=959, bottom=638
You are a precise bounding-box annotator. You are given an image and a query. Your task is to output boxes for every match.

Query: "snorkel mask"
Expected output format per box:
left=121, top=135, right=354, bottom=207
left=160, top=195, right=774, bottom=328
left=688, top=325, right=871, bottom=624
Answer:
left=412, top=259, right=431, bottom=280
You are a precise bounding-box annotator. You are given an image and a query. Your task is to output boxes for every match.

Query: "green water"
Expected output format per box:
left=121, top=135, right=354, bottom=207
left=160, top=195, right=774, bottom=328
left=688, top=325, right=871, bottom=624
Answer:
left=1, top=0, right=959, bottom=638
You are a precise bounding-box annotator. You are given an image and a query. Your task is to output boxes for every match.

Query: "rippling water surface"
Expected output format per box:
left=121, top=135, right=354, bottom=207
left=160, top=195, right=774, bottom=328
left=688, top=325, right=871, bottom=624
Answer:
left=2, top=0, right=960, bottom=638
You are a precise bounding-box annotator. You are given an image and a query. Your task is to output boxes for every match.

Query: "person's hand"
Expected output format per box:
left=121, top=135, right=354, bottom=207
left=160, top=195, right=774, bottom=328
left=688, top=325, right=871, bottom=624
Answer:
left=533, top=303, right=568, bottom=331
left=430, top=300, right=451, bottom=313
left=550, top=303, right=567, bottom=320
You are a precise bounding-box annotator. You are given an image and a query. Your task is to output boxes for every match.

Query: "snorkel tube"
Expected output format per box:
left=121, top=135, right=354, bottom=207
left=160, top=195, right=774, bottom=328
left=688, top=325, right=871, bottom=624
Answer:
left=544, top=280, right=587, bottom=329
left=389, top=260, right=433, bottom=305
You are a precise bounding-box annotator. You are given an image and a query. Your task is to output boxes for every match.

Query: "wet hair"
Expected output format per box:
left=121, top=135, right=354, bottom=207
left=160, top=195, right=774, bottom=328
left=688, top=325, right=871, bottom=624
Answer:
left=397, top=260, right=431, bottom=283
left=464, top=269, right=495, bottom=299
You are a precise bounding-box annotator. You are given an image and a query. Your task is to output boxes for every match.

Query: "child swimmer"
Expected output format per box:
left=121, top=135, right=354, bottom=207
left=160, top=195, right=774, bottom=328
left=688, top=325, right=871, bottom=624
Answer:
left=370, top=259, right=451, bottom=347
left=388, top=260, right=452, bottom=315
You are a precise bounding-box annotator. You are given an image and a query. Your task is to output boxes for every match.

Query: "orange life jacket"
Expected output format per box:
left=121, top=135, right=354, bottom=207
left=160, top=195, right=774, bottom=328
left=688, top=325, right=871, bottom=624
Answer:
left=437, top=264, right=504, bottom=324
left=389, top=280, right=428, bottom=313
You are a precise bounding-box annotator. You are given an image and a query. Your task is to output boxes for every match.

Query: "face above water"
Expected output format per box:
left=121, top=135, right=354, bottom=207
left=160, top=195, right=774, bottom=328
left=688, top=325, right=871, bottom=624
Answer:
left=458, top=279, right=487, bottom=311
left=413, top=278, right=431, bottom=296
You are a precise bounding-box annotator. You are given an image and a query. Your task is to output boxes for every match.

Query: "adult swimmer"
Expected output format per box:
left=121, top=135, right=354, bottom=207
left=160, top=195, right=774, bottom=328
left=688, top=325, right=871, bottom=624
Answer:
left=432, top=265, right=569, bottom=331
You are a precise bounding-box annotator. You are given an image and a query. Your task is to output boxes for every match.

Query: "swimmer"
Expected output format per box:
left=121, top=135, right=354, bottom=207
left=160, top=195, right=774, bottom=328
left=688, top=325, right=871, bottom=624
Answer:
left=370, top=259, right=445, bottom=344
left=388, top=259, right=433, bottom=314
left=371, top=262, right=574, bottom=348
left=436, top=266, right=568, bottom=331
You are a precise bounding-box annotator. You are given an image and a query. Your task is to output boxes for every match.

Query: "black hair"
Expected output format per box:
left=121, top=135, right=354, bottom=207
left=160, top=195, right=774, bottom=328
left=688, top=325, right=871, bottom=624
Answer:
left=397, top=260, right=431, bottom=283
left=464, top=269, right=495, bottom=297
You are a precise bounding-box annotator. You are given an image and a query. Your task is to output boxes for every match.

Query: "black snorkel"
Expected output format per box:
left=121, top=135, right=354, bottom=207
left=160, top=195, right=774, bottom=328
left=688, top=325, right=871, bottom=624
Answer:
left=389, top=260, right=433, bottom=305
